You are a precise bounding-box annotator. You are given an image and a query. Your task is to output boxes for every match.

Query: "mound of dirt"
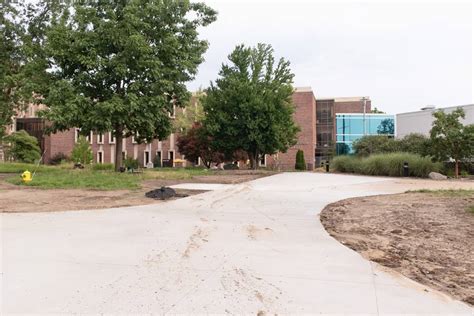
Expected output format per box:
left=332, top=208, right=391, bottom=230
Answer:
left=320, top=192, right=474, bottom=306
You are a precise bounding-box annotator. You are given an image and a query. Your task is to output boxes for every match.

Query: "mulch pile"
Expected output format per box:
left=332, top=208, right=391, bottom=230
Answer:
left=145, top=187, right=178, bottom=200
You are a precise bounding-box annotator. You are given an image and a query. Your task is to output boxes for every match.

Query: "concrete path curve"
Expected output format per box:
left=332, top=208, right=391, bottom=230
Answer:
left=2, top=173, right=472, bottom=314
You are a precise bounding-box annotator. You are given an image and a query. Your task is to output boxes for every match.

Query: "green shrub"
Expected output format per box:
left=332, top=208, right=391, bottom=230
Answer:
left=331, top=155, right=363, bottom=173
left=3, top=130, right=41, bottom=163
left=124, top=157, right=139, bottom=170
left=352, top=133, right=432, bottom=157
left=332, top=153, right=441, bottom=178
left=92, top=163, right=114, bottom=171
left=398, top=133, right=431, bottom=156
left=71, top=136, right=93, bottom=164
left=352, top=135, right=397, bottom=156
left=295, top=150, right=306, bottom=170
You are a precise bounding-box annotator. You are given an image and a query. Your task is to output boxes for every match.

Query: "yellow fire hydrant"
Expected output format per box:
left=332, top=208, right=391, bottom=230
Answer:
left=21, top=170, right=32, bottom=183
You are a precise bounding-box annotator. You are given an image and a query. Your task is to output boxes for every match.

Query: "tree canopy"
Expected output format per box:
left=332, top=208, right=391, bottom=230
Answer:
left=173, top=91, right=205, bottom=133
left=38, top=0, right=216, bottom=170
left=352, top=133, right=432, bottom=157
left=370, top=107, right=385, bottom=114
left=352, top=135, right=396, bottom=156
left=1, top=0, right=63, bottom=138
left=430, top=108, right=474, bottom=177
left=203, top=43, right=299, bottom=169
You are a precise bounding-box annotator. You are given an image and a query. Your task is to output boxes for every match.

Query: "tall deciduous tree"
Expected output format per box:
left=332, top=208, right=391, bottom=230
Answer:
left=430, top=108, right=474, bottom=177
left=203, top=43, right=299, bottom=169
left=0, top=1, right=22, bottom=138
left=39, top=0, right=216, bottom=171
left=0, top=1, right=63, bottom=138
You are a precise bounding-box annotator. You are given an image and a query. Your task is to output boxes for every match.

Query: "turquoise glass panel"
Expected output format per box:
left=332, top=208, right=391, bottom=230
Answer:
left=335, top=114, right=395, bottom=154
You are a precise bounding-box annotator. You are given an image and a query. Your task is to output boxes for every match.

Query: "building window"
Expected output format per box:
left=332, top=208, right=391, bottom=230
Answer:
left=97, top=133, right=104, bottom=144
left=108, top=132, right=116, bottom=144
left=259, top=154, right=266, bottom=167
left=97, top=151, right=104, bottom=164
left=75, top=129, right=93, bottom=144
left=144, top=151, right=150, bottom=165
left=335, top=114, right=395, bottom=154
left=168, top=150, right=174, bottom=166
left=155, top=151, right=162, bottom=166
left=122, top=151, right=126, bottom=160
left=315, top=99, right=335, bottom=167
left=85, top=131, right=93, bottom=144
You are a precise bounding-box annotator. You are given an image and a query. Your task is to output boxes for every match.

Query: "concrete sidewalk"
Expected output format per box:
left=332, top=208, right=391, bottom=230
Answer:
left=2, top=173, right=472, bottom=314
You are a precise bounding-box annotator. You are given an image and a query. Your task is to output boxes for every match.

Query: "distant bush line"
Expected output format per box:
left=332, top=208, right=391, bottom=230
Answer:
left=332, top=153, right=442, bottom=178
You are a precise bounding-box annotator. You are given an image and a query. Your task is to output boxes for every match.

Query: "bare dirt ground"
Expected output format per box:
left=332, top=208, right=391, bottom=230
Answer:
left=320, top=191, right=474, bottom=306
left=0, top=170, right=272, bottom=213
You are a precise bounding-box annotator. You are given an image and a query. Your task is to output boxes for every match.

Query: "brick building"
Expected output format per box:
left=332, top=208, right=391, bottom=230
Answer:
left=8, top=88, right=372, bottom=170
left=10, top=99, right=190, bottom=167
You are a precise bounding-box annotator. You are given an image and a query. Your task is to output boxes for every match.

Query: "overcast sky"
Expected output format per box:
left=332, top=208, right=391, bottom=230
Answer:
left=188, top=0, right=473, bottom=114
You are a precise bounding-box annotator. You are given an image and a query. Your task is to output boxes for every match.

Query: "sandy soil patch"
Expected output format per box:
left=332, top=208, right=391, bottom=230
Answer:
left=245, top=225, right=274, bottom=240
left=320, top=191, right=474, bottom=306
left=0, top=171, right=270, bottom=213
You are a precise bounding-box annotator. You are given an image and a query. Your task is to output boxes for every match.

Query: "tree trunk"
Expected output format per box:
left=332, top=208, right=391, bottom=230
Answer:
left=455, top=159, right=459, bottom=178
left=248, top=151, right=258, bottom=170
left=203, top=157, right=211, bottom=169
left=115, top=132, right=123, bottom=172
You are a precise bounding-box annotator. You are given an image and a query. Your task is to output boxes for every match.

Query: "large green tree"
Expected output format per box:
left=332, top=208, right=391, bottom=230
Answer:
left=430, top=108, right=474, bottom=177
left=0, top=1, right=63, bottom=138
left=39, top=0, right=216, bottom=170
left=0, top=1, right=22, bottom=138
left=203, top=43, right=299, bottom=169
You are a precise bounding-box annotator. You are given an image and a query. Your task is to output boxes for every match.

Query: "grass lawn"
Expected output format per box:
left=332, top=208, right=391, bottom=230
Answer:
left=406, top=189, right=474, bottom=215
left=1, top=163, right=210, bottom=190
left=0, top=162, right=57, bottom=174
left=406, top=189, right=474, bottom=197
left=468, top=205, right=474, bottom=214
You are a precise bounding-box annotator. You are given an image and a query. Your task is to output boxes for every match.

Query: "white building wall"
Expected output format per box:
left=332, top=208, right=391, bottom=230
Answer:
left=396, top=104, right=474, bottom=138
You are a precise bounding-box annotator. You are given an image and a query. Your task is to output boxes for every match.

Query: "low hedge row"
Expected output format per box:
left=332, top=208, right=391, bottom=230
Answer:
left=331, top=153, right=442, bottom=178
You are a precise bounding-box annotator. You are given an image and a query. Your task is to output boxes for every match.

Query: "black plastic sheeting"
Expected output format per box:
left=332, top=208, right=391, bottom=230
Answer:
left=145, top=187, right=177, bottom=200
